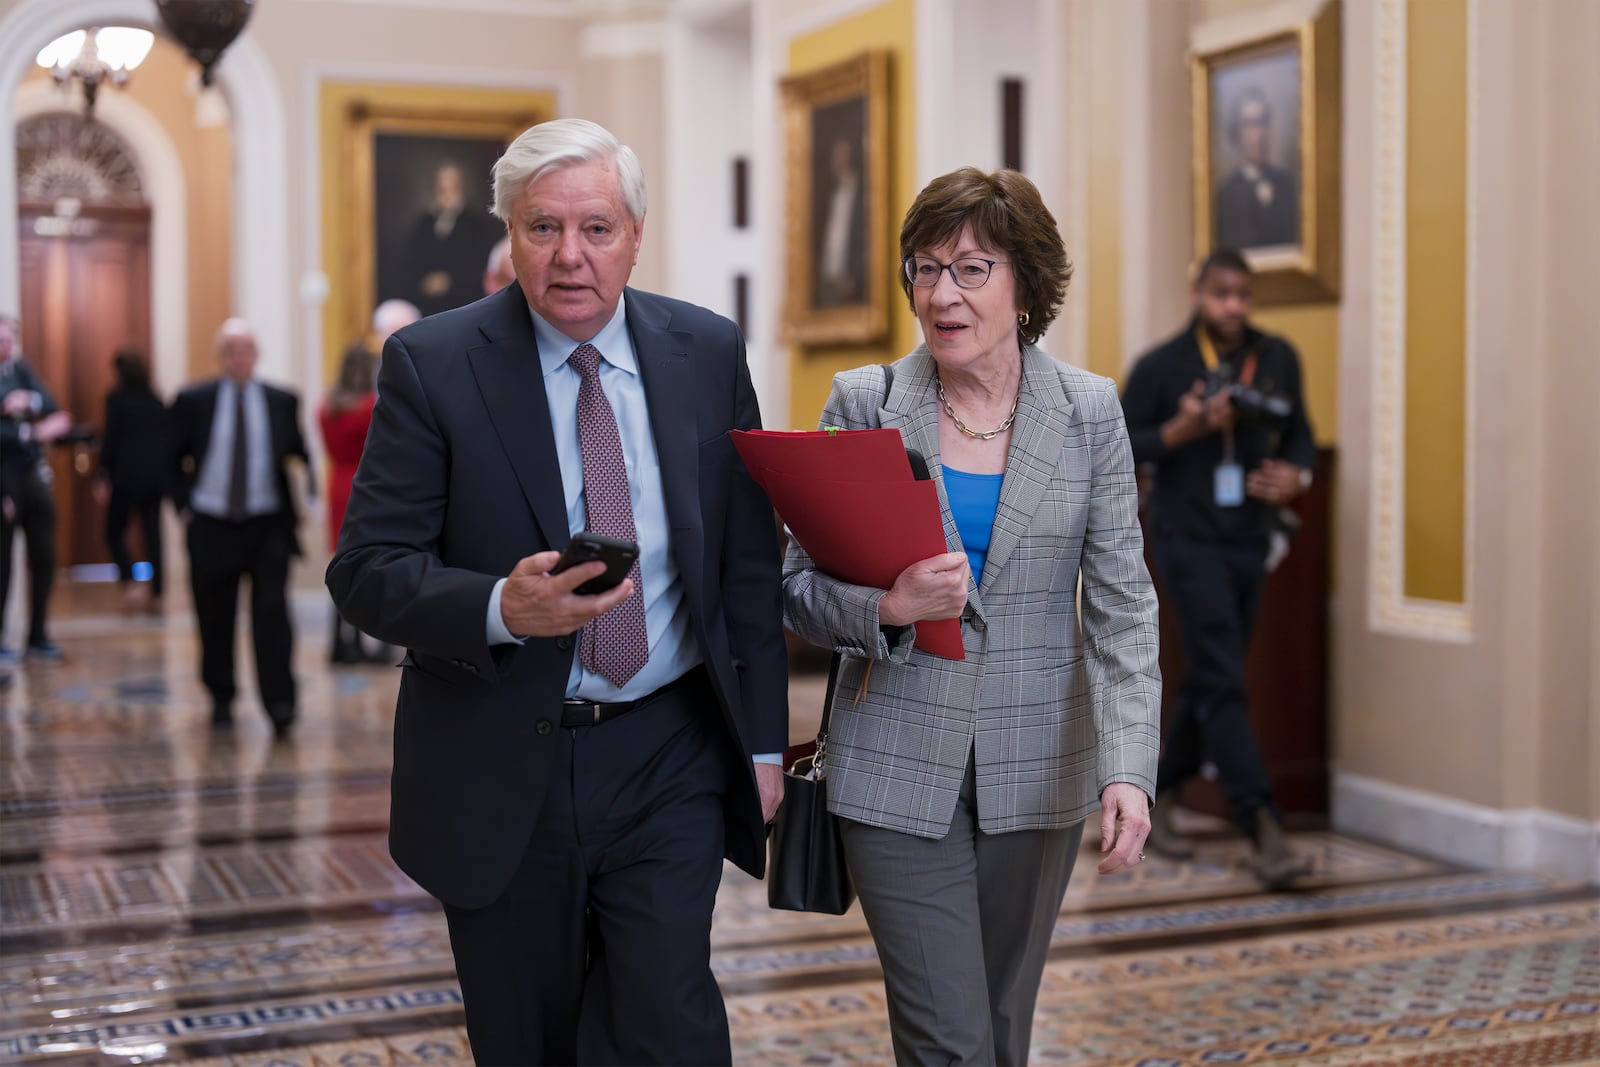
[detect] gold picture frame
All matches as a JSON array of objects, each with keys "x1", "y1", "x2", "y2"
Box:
[
  {"x1": 319, "y1": 83, "x2": 552, "y2": 372},
  {"x1": 779, "y1": 51, "x2": 891, "y2": 345},
  {"x1": 1191, "y1": 0, "x2": 1340, "y2": 303}
]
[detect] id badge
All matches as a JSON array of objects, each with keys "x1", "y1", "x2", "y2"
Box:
[{"x1": 1214, "y1": 463, "x2": 1244, "y2": 507}]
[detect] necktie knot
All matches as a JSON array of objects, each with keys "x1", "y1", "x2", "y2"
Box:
[{"x1": 569, "y1": 343, "x2": 602, "y2": 379}]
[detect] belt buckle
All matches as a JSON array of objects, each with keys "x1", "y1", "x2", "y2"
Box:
[{"x1": 564, "y1": 699, "x2": 603, "y2": 725}]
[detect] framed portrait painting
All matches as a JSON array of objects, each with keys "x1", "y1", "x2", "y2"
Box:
[
  {"x1": 320, "y1": 84, "x2": 551, "y2": 367},
  {"x1": 1192, "y1": 0, "x2": 1340, "y2": 303},
  {"x1": 779, "y1": 51, "x2": 891, "y2": 345}
]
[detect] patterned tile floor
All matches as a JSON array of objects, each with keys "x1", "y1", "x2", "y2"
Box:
[{"x1": 2, "y1": 584, "x2": 1596, "y2": 1064}]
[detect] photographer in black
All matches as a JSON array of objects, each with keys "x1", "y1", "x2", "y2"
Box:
[{"x1": 1120, "y1": 249, "x2": 1315, "y2": 890}]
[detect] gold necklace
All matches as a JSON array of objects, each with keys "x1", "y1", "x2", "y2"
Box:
[{"x1": 936, "y1": 375, "x2": 1019, "y2": 440}]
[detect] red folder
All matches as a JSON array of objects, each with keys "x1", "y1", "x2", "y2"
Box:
[{"x1": 732, "y1": 428, "x2": 964, "y2": 659}]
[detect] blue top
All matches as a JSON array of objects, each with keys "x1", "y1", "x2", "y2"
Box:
[{"x1": 943, "y1": 467, "x2": 1004, "y2": 584}]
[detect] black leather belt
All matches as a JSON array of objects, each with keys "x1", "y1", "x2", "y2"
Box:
[{"x1": 560, "y1": 666, "x2": 706, "y2": 727}]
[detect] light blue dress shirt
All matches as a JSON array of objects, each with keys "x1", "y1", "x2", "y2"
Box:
[
  {"x1": 486, "y1": 296, "x2": 700, "y2": 702},
  {"x1": 191, "y1": 378, "x2": 281, "y2": 518}
]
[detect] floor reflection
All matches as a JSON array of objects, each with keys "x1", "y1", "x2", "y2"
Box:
[{"x1": 1, "y1": 584, "x2": 1595, "y2": 1065}]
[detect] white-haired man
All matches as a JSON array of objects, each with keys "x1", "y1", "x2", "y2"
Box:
[
  {"x1": 482, "y1": 235, "x2": 515, "y2": 296},
  {"x1": 329, "y1": 118, "x2": 788, "y2": 1064},
  {"x1": 170, "y1": 319, "x2": 313, "y2": 738}
]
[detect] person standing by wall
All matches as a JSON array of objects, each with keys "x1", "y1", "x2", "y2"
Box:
[
  {"x1": 0, "y1": 313, "x2": 72, "y2": 663},
  {"x1": 1120, "y1": 249, "x2": 1315, "y2": 890}
]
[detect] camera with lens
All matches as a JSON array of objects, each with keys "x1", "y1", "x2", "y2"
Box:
[{"x1": 1205, "y1": 370, "x2": 1292, "y2": 421}]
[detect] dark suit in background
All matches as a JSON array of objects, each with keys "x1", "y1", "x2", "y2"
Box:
[
  {"x1": 101, "y1": 383, "x2": 171, "y2": 600},
  {"x1": 0, "y1": 346, "x2": 61, "y2": 655},
  {"x1": 170, "y1": 352, "x2": 311, "y2": 734}
]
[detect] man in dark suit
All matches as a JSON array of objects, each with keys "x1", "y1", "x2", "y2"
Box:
[
  {"x1": 170, "y1": 319, "x2": 312, "y2": 738},
  {"x1": 0, "y1": 313, "x2": 72, "y2": 662},
  {"x1": 327, "y1": 118, "x2": 788, "y2": 1065},
  {"x1": 1214, "y1": 87, "x2": 1299, "y2": 250}
]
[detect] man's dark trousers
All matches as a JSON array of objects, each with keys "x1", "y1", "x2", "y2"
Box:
[
  {"x1": 440, "y1": 669, "x2": 733, "y2": 1065},
  {"x1": 0, "y1": 464, "x2": 55, "y2": 647},
  {"x1": 1152, "y1": 533, "x2": 1279, "y2": 837},
  {"x1": 186, "y1": 513, "x2": 295, "y2": 712}
]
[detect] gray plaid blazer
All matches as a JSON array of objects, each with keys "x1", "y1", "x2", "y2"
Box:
[{"x1": 782, "y1": 345, "x2": 1162, "y2": 838}]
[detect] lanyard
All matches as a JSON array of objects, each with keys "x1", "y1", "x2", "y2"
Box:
[
  {"x1": 1196, "y1": 327, "x2": 1260, "y2": 464},
  {"x1": 1196, "y1": 326, "x2": 1259, "y2": 384}
]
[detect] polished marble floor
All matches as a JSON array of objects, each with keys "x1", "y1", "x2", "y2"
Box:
[{"x1": 1, "y1": 583, "x2": 1596, "y2": 1065}]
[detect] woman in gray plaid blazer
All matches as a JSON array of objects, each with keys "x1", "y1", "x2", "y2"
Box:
[{"x1": 783, "y1": 169, "x2": 1163, "y2": 1066}]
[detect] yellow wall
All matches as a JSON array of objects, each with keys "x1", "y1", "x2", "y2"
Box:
[
  {"x1": 1085, "y1": 0, "x2": 1123, "y2": 383},
  {"x1": 1255, "y1": 304, "x2": 1338, "y2": 446},
  {"x1": 785, "y1": 0, "x2": 918, "y2": 431},
  {"x1": 1402, "y1": 0, "x2": 1468, "y2": 602}
]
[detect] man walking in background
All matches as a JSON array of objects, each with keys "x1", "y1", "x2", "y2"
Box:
[{"x1": 170, "y1": 319, "x2": 313, "y2": 738}]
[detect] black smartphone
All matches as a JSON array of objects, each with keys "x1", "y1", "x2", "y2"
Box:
[{"x1": 552, "y1": 532, "x2": 639, "y2": 595}]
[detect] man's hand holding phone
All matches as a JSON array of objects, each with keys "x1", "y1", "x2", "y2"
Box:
[{"x1": 500, "y1": 535, "x2": 637, "y2": 638}]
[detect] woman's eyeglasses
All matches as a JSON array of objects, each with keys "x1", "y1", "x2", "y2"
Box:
[{"x1": 903, "y1": 256, "x2": 1010, "y2": 289}]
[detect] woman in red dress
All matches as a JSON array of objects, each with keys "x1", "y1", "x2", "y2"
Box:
[{"x1": 319, "y1": 300, "x2": 418, "y2": 662}]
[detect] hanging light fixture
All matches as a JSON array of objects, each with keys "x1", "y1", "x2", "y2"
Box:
[
  {"x1": 36, "y1": 27, "x2": 155, "y2": 117},
  {"x1": 155, "y1": 0, "x2": 256, "y2": 88}
]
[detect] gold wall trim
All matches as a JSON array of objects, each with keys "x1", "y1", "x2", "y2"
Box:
[
  {"x1": 317, "y1": 81, "x2": 552, "y2": 382},
  {"x1": 1367, "y1": 0, "x2": 1474, "y2": 642}
]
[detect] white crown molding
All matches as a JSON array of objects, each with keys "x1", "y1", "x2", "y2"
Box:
[
  {"x1": 1334, "y1": 771, "x2": 1600, "y2": 886},
  {"x1": 1366, "y1": 0, "x2": 1474, "y2": 643},
  {"x1": 1190, "y1": 0, "x2": 1330, "y2": 54},
  {"x1": 304, "y1": 60, "x2": 576, "y2": 95},
  {"x1": 293, "y1": 0, "x2": 661, "y2": 16},
  {"x1": 780, "y1": 0, "x2": 897, "y2": 42},
  {"x1": 581, "y1": 20, "x2": 667, "y2": 58}
]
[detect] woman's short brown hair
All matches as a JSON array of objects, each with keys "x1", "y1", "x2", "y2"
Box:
[{"x1": 898, "y1": 167, "x2": 1072, "y2": 347}]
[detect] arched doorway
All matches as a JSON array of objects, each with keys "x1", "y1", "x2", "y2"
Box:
[{"x1": 15, "y1": 112, "x2": 151, "y2": 569}]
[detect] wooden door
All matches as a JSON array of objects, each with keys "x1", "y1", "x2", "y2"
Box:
[{"x1": 17, "y1": 204, "x2": 152, "y2": 569}]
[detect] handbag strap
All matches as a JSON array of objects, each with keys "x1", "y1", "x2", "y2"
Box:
[{"x1": 819, "y1": 361, "x2": 897, "y2": 743}]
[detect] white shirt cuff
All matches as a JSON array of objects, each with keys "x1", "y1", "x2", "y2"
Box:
[
  {"x1": 752, "y1": 752, "x2": 782, "y2": 765},
  {"x1": 486, "y1": 579, "x2": 526, "y2": 646}
]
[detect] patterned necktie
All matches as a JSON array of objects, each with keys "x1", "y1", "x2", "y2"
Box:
[
  {"x1": 226, "y1": 384, "x2": 249, "y2": 520},
  {"x1": 568, "y1": 343, "x2": 649, "y2": 687}
]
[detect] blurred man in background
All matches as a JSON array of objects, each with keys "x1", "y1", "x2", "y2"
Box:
[
  {"x1": 0, "y1": 313, "x2": 72, "y2": 663},
  {"x1": 170, "y1": 319, "x2": 314, "y2": 738},
  {"x1": 1120, "y1": 249, "x2": 1315, "y2": 890}
]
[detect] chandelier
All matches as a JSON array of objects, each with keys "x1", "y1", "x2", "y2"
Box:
[
  {"x1": 35, "y1": 28, "x2": 155, "y2": 117},
  {"x1": 155, "y1": 0, "x2": 257, "y2": 88}
]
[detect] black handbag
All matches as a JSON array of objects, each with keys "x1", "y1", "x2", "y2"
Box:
[{"x1": 767, "y1": 653, "x2": 855, "y2": 914}]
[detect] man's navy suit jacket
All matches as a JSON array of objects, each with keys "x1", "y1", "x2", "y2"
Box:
[{"x1": 327, "y1": 283, "x2": 789, "y2": 909}]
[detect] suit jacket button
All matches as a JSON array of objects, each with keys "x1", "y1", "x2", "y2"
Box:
[
  {"x1": 556, "y1": 635, "x2": 573, "y2": 650},
  {"x1": 536, "y1": 720, "x2": 553, "y2": 736}
]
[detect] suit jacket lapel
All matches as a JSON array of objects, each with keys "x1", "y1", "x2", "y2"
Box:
[
  {"x1": 880, "y1": 348, "x2": 978, "y2": 612},
  {"x1": 626, "y1": 289, "x2": 705, "y2": 605},
  {"x1": 465, "y1": 285, "x2": 570, "y2": 550},
  {"x1": 196, "y1": 382, "x2": 219, "y2": 460},
  {"x1": 980, "y1": 345, "x2": 1074, "y2": 595}
]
